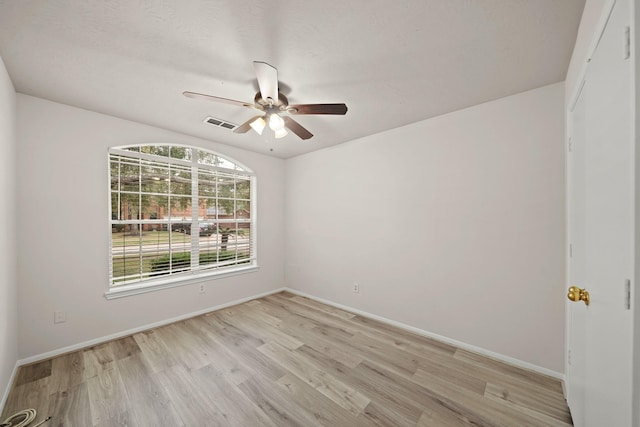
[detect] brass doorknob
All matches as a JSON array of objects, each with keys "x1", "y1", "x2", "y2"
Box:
[{"x1": 568, "y1": 286, "x2": 590, "y2": 306}]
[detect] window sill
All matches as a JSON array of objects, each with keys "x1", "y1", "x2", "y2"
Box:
[{"x1": 104, "y1": 265, "x2": 259, "y2": 300}]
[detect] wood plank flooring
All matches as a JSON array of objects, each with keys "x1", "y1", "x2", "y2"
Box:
[{"x1": 2, "y1": 292, "x2": 573, "y2": 426}]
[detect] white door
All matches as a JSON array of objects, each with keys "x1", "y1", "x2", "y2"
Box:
[{"x1": 566, "y1": 0, "x2": 634, "y2": 425}]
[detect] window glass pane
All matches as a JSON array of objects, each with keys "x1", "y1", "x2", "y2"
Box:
[
  {"x1": 170, "y1": 228, "x2": 190, "y2": 244},
  {"x1": 120, "y1": 160, "x2": 140, "y2": 192},
  {"x1": 170, "y1": 146, "x2": 192, "y2": 161},
  {"x1": 110, "y1": 160, "x2": 120, "y2": 191},
  {"x1": 197, "y1": 151, "x2": 219, "y2": 166},
  {"x1": 141, "y1": 195, "x2": 168, "y2": 219},
  {"x1": 218, "y1": 223, "x2": 251, "y2": 263},
  {"x1": 216, "y1": 157, "x2": 238, "y2": 170},
  {"x1": 198, "y1": 221, "x2": 216, "y2": 236},
  {"x1": 242, "y1": 223, "x2": 252, "y2": 243},
  {"x1": 141, "y1": 145, "x2": 170, "y2": 157},
  {"x1": 138, "y1": 224, "x2": 170, "y2": 278},
  {"x1": 120, "y1": 194, "x2": 140, "y2": 219},
  {"x1": 200, "y1": 197, "x2": 217, "y2": 218},
  {"x1": 171, "y1": 166, "x2": 192, "y2": 196},
  {"x1": 217, "y1": 199, "x2": 234, "y2": 217},
  {"x1": 141, "y1": 161, "x2": 170, "y2": 194},
  {"x1": 149, "y1": 226, "x2": 190, "y2": 276},
  {"x1": 236, "y1": 223, "x2": 251, "y2": 257},
  {"x1": 236, "y1": 178, "x2": 250, "y2": 199},
  {"x1": 216, "y1": 174, "x2": 235, "y2": 196},
  {"x1": 169, "y1": 196, "x2": 192, "y2": 220},
  {"x1": 236, "y1": 200, "x2": 250, "y2": 219},
  {"x1": 111, "y1": 194, "x2": 120, "y2": 220},
  {"x1": 199, "y1": 230, "x2": 221, "y2": 269},
  {"x1": 170, "y1": 248, "x2": 191, "y2": 273},
  {"x1": 188, "y1": 221, "x2": 216, "y2": 270},
  {"x1": 217, "y1": 223, "x2": 235, "y2": 251},
  {"x1": 111, "y1": 227, "x2": 142, "y2": 283},
  {"x1": 198, "y1": 151, "x2": 245, "y2": 171},
  {"x1": 198, "y1": 170, "x2": 217, "y2": 197}
]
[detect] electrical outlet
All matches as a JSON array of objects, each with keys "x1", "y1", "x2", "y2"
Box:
[
  {"x1": 54, "y1": 311, "x2": 67, "y2": 324},
  {"x1": 199, "y1": 284, "x2": 206, "y2": 293},
  {"x1": 353, "y1": 282, "x2": 360, "y2": 293}
]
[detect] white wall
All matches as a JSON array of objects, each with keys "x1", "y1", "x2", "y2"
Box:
[
  {"x1": 285, "y1": 83, "x2": 566, "y2": 373},
  {"x1": 13, "y1": 82, "x2": 566, "y2": 372},
  {"x1": 0, "y1": 56, "x2": 18, "y2": 404},
  {"x1": 16, "y1": 95, "x2": 285, "y2": 358}
]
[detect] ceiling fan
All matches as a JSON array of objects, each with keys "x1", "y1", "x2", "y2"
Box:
[{"x1": 183, "y1": 61, "x2": 348, "y2": 140}]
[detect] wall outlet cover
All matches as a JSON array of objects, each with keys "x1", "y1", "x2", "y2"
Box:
[{"x1": 54, "y1": 311, "x2": 67, "y2": 324}]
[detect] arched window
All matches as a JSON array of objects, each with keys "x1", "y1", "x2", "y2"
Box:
[{"x1": 107, "y1": 144, "x2": 256, "y2": 298}]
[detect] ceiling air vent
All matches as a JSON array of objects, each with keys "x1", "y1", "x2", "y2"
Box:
[{"x1": 204, "y1": 117, "x2": 237, "y2": 131}]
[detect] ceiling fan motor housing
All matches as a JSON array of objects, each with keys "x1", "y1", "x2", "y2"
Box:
[{"x1": 253, "y1": 92, "x2": 295, "y2": 113}]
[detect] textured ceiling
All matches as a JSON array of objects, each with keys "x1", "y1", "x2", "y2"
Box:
[{"x1": 0, "y1": 0, "x2": 584, "y2": 158}]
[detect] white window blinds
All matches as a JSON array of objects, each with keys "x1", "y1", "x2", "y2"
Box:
[{"x1": 108, "y1": 145, "x2": 256, "y2": 288}]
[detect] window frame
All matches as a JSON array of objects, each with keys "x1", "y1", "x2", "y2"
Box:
[{"x1": 105, "y1": 144, "x2": 258, "y2": 299}]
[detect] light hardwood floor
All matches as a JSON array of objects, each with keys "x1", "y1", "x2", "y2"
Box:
[{"x1": 2, "y1": 292, "x2": 572, "y2": 426}]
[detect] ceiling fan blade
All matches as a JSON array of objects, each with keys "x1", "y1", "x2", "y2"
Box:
[
  {"x1": 183, "y1": 91, "x2": 259, "y2": 109},
  {"x1": 234, "y1": 115, "x2": 264, "y2": 134},
  {"x1": 287, "y1": 103, "x2": 348, "y2": 115},
  {"x1": 253, "y1": 61, "x2": 279, "y2": 103},
  {"x1": 283, "y1": 116, "x2": 313, "y2": 140}
]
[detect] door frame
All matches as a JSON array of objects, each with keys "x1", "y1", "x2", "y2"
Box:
[
  {"x1": 633, "y1": 0, "x2": 640, "y2": 423},
  {"x1": 565, "y1": 0, "x2": 640, "y2": 424}
]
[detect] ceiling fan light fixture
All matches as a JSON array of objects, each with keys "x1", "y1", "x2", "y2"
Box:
[
  {"x1": 184, "y1": 61, "x2": 347, "y2": 141},
  {"x1": 274, "y1": 127, "x2": 288, "y2": 139},
  {"x1": 250, "y1": 116, "x2": 266, "y2": 135},
  {"x1": 268, "y1": 113, "x2": 285, "y2": 131}
]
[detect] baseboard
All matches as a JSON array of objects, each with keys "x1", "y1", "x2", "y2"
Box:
[
  {"x1": 17, "y1": 287, "x2": 286, "y2": 367},
  {"x1": 15, "y1": 285, "x2": 562, "y2": 381},
  {"x1": 284, "y1": 287, "x2": 564, "y2": 380},
  {"x1": 1, "y1": 361, "x2": 20, "y2": 415}
]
